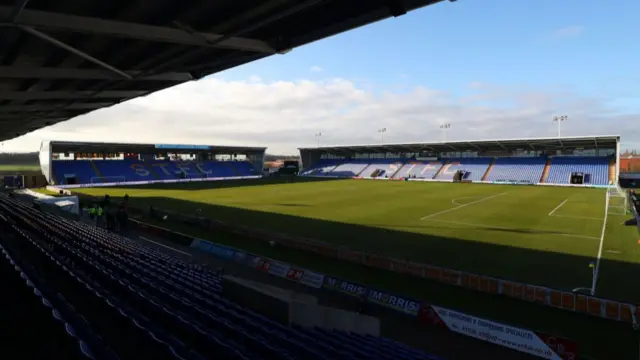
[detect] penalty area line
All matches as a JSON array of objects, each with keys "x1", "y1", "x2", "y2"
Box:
[
  {"x1": 548, "y1": 198, "x2": 568, "y2": 216},
  {"x1": 421, "y1": 192, "x2": 508, "y2": 220}
]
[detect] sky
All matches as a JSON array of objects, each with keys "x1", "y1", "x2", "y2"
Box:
[{"x1": 1, "y1": 0, "x2": 639, "y2": 154}]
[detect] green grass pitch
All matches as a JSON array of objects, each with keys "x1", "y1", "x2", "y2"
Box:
[
  {"x1": 0, "y1": 164, "x2": 41, "y2": 174},
  {"x1": 73, "y1": 178, "x2": 640, "y2": 302},
  {"x1": 71, "y1": 178, "x2": 640, "y2": 359}
]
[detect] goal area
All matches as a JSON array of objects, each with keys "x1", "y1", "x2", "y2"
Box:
[
  {"x1": 90, "y1": 176, "x2": 126, "y2": 184},
  {"x1": 607, "y1": 186, "x2": 629, "y2": 216}
]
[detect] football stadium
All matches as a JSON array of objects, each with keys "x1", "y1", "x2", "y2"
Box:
[
  {"x1": 1, "y1": 1, "x2": 640, "y2": 360},
  {"x1": 10, "y1": 134, "x2": 638, "y2": 359}
]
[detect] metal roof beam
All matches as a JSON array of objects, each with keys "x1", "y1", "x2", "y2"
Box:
[
  {"x1": 466, "y1": 142, "x2": 482, "y2": 150},
  {"x1": 0, "y1": 102, "x2": 115, "y2": 113},
  {"x1": 0, "y1": 66, "x2": 193, "y2": 81},
  {"x1": 0, "y1": 112, "x2": 78, "y2": 120},
  {"x1": 495, "y1": 141, "x2": 508, "y2": 151},
  {"x1": 0, "y1": 90, "x2": 147, "y2": 100},
  {"x1": 5, "y1": 0, "x2": 29, "y2": 22},
  {"x1": 21, "y1": 26, "x2": 132, "y2": 80},
  {"x1": 0, "y1": 7, "x2": 276, "y2": 53}
]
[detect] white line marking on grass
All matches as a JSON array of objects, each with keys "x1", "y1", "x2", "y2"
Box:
[
  {"x1": 551, "y1": 214, "x2": 602, "y2": 221},
  {"x1": 548, "y1": 198, "x2": 569, "y2": 216},
  {"x1": 590, "y1": 190, "x2": 609, "y2": 296},
  {"x1": 421, "y1": 192, "x2": 508, "y2": 220},
  {"x1": 423, "y1": 219, "x2": 599, "y2": 240},
  {"x1": 140, "y1": 236, "x2": 192, "y2": 256},
  {"x1": 451, "y1": 197, "x2": 482, "y2": 206},
  {"x1": 605, "y1": 250, "x2": 621, "y2": 254}
]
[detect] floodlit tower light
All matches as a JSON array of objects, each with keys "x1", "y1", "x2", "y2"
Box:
[
  {"x1": 440, "y1": 123, "x2": 451, "y2": 142},
  {"x1": 314, "y1": 132, "x2": 322, "y2": 147},
  {"x1": 552, "y1": 115, "x2": 568, "y2": 138},
  {"x1": 378, "y1": 128, "x2": 387, "y2": 144}
]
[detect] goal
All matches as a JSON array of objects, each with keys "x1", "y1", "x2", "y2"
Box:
[
  {"x1": 90, "y1": 176, "x2": 126, "y2": 184},
  {"x1": 607, "y1": 186, "x2": 628, "y2": 216}
]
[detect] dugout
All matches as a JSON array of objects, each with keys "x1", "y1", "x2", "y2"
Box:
[{"x1": 39, "y1": 141, "x2": 266, "y2": 185}]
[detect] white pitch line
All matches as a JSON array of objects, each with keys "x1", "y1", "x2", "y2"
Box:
[
  {"x1": 548, "y1": 198, "x2": 569, "y2": 216},
  {"x1": 139, "y1": 236, "x2": 192, "y2": 257},
  {"x1": 590, "y1": 190, "x2": 609, "y2": 296},
  {"x1": 605, "y1": 250, "x2": 621, "y2": 254},
  {"x1": 421, "y1": 192, "x2": 508, "y2": 220},
  {"x1": 423, "y1": 218, "x2": 599, "y2": 241},
  {"x1": 451, "y1": 197, "x2": 481, "y2": 206},
  {"x1": 551, "y1": 214, "x2": 602, "y2": 221}
]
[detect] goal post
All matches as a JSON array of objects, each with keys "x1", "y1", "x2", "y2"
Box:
[
  {"x1": 90, "y1": 176, "x2": 126, "y2": 184},
  {"x1": 607, "y1": 186, "x2": 628, "y2": 216}
]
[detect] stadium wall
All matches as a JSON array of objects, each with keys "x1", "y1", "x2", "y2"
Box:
[{"x1": 130, "y1": 218, "x2": 579, "y2": 360}]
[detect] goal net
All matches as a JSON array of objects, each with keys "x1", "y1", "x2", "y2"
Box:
[
  {"x1": 607, "y1": 186, "x2": 628, "y2": 216},
  {"x1": 90, "y1": 176, "x2": 126, "y2": 184}
]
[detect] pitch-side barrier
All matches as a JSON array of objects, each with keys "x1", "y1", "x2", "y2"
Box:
[{"x1": 130, "y1": 218, "x2": 579, "y2": 360}]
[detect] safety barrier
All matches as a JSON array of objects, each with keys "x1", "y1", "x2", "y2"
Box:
[
  {"x1": 131, "y1": 218, "x2": 579, "y2": 360},
  {"x1": 54, "y1": 175, "x2": 262, "y2": 189}
]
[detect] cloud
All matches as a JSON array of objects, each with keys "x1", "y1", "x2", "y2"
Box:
[
  {"x1": 1, "y1": 76, "x2": 637, "y2": 154},
  {"x1": 309, "y1": 66, "x2": 324, "y2": 73},
  {"x1": 550, "y1": 25, "x2": 584, "y2": 39}
]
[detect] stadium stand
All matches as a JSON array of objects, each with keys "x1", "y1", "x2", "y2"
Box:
[
  {"x1": 485, "y1": 157, "x2": 547, "y2": 184},
  {"x1": 298, "y1": 160, "x2": 342, "y2": 176},
  {"x1": 52, "y1": 160, "x2": 260, "y2": 184},
  {"x1": 359, "y1": 160, "x2": 406, "y2": 178},
  {"x1": 393, "y1": 161, "x2": 444, "y2": 179},
  {"x1": 300, "y1": 155, "x2": 614, "y2": 187},
  {"x1": 435, "y1": 158, "x2": 493, "y2": 182},
  {"x1": 53, "y1": 160, "x2": 98, "y2": 185},
  {"x1": 0, "y1": 194, "x2": 439, "y2": 360},
  {"x1": 546, "y1": 156, "x2": 610, "y2": 185},
  {"x1": 330, "y1": 160, "x2": 371, "y2": 177}
]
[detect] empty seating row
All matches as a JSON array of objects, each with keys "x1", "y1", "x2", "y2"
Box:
[
  {"x1": 546, "y1": 156, "x2": 609, "y2": 185},
  {"x1": 436, "y1": 158, "x2": 493, "y2": 182},
  {"x1": 393, "y1": 161, "x2": 443, "y2": 179},
  {"x1": 0, "y1": 195, "x2": 439, "y2": 360},
  {"x1": 486, "y1": 157, "x2": 547, "y2": 184},
  {"x1": 302, "y1": 156, "x2": 612, "y2": 186},
  {"x1": 52, "y1": 160, "x2": 260, "y2": 185}
]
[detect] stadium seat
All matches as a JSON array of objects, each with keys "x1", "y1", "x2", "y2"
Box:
[
  {"x1": 546, "y1": 156, "x2": 610, "y2": 185},
  {"x1": 300, "y1": 160, "x2": 342, "y2": 176},
  {"x1": 0, "y1": 194, "x2": 439, "y2": 360},
  {"x1": 52, "y1": 160, "x2": 98, "y2": 184},
  {"x1": 358, "y1": 159, "x2": 406, "y2": 178},
  {"x1": 329, "y1": 160, "x2": 370, "y2": 177},
  {"x1": 393, "y1": 161, "x2": 443, "y2": 179},
  {"x1": 485, "y1": 157, "x2": 547, "y2": 184},
  {"x1": 435, "y1": 158, "x2": 493, "y2": 181},
  {"x1": 52, "y1": 160, "x2": 260, "y2": 185}
]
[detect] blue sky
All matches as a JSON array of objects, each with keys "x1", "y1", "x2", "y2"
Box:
[
  {"x1": 3, "y1": 0, "x2": 639, "y2": 153},
  {"x1": 222, "y1": 0, "x2": 639, "y2": 101}
]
